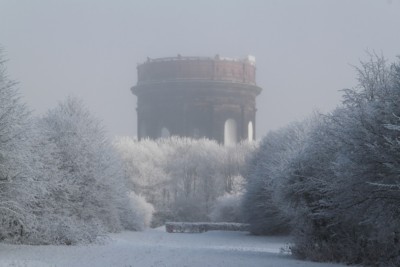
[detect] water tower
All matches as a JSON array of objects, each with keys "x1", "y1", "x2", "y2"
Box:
[{"x1": 131, "y1": 55, "x2": 262, "y2": 145}]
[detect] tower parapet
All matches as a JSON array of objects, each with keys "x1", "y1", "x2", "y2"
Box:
[{"x1": 137, "y1": 55, "x2": 257, "y2": 85}]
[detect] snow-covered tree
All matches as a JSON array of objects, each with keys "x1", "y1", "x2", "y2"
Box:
[
  {"x1": 114, "y1": 136, "x2": 256, "y2": 225},
  {"x1": 39, "y1": 97, "x2": 122, "y2": 231},
  {"x1": 238, "y1": 54, "x2": 400, "y2": 266},
  {"x1": 259, "y1": 54, "x2": 400, "y2": 266},
  {"x1": 0, "y1": 50, "x2": 39, "y2": 243},
  {"x1": 309, "y1": 54, "x2": 400, "y2": 266},
  {"x1": 113, "y1": 137, "x2": 171, "y2": 207},
  {"x1": 35, "y1": 97, "x2": 153, "y2": 243},
  {"x1": 242, "y1": 119, "x2": 315, "y2": 235}
]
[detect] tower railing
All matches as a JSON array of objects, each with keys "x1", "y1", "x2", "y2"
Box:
[{"x1": 139, "y1": 55, "x2": 255, "y2": 65}]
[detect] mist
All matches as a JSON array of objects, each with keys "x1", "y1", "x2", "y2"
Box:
[{"x1": 1, "y1": 0, "x2": 399, "y2": 138}]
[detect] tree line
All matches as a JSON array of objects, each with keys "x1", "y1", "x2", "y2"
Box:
[
  {"x1": 113, "y1": 136, "x2": 255, "y2": 226},
  {"x1": 242, "y1": 54, "x2": 400, "y2": 266}
]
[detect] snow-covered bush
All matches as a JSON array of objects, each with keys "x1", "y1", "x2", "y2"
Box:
[
  {"x1": 165, "y1": 222, "x2": 249, "y2": 233},
  {"x1": 209, "y1": 193, "x2": 243, "y2": 223},
  {"x1": 27, "y1": 215, "x2": 104, "y2": 245},
  {"x1": 242, "y1": 119, "x2": 315, "y2": 235},
  {"x1": 279, "y1": 116, "x2": 341, "y2": 260},
  {"x1": 120, "y1": 193, "x2": 154, "y2": 231}
]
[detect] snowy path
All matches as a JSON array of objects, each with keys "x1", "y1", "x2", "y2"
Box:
[{"x1": 0, "y1": 228, "x2": 350, "y2": 267}]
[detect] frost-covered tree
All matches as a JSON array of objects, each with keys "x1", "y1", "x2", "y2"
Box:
[
  {"x1": 165, "y1": 138, "x2": 224, "y2": 220},
  {"x1": 113, "y1": 137, "x2": 171, "y2": 206},
  {"x1": 39, "y1": 97, "x2": 122, "y2": 232},
  {"x1": 0, "y1": 50, "x2": 70, "y2": 244},
  {"x1": 0, "y1": 51, "x2": 153, "y2": 244},
  {"x1": 114, "y1": 136, "x2": 256, "y2": 225},
  {"x1": 276, "y1": 54, "x2": 400, "y2": 266},
  {"x1": 0, "y1": 51, "x2": 39, "y2": 242},
  {"x1": 240, "y1": 54, "x2": 400, "y2": 266},
  {"x1": 312, "y1": 55, "x2": 400, "y2": 266},
  {"x1": 277, "y1": 115, "x2": 342, "y2": 260},
  {"x1": 36, "y1": 97, "x2": 153, "y2": 243},
  {"x1": 242, "y1": 119, "x2": 315, "y2": 235}
]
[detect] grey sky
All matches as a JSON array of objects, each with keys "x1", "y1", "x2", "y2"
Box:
[{"x1": 1, "y1": 0, "x2": 399, "y2": 139}]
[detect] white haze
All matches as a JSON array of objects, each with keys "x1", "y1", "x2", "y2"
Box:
[{"x1": 1, "y1": 0, "x2": 400, "y2": 138}]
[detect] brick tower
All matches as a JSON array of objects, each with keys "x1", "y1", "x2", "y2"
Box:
[{"x1": 131, "y1": 55, "x2": 262, "y2": 145}]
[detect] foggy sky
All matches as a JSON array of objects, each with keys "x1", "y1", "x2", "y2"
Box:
[{"x1": 1, "y1": 0, "x2": 400, "y2": 139}]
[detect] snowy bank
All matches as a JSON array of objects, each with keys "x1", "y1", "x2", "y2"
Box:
[{"x1": 0, "y1": 229, "x2": 353, "y2": 267}]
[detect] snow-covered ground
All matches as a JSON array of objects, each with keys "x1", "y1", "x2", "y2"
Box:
[{"x1": 0, "y1": 228, "x2": 350, "y2": 267}]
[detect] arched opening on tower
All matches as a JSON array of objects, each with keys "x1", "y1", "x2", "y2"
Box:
[
  {"x1": 161, "y1": 127, "x2": 170, "y2": 138},
  {"x1": 248, "y1": 121, "x2": 253, "y2": 142},
  {"x1": 224, "y1": 119, "x2": 237, "y2": 146}
]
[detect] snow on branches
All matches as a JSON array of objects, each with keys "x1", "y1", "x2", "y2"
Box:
[
  {"x1": 242, "y1": 54, "x2": 400, "y2": 266},
  {"x1": 114, "y1": 137, "x2": 257, "y2": 225}
]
